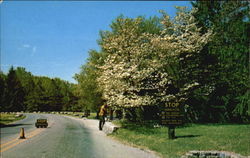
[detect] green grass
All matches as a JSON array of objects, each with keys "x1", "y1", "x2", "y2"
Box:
[
  {"x1": 87, "y1": 112, "x2": 98, "y2": 119},
  {"x1": 110, "y1": 121, "x2": 250, "y2": 158},
  {"x1": 60, "y1": 112, "x2": 98, "y2": 120},
  {"x1": 0, "y1": 113, "x2": 26, "y2": 125}
]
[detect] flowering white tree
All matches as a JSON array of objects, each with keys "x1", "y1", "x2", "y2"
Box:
[{"x1": 98, "y1": 7, "x2": 213, "y2": 108}]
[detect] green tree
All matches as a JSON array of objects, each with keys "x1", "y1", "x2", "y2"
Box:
[
  {"x1": 74, "y1": 50, "x2": 105, "y2": 113},
  {"x1": 96, "y1": 8, "x2": 212, "y2": 123},
  {"x1": 5, "y1": 67, "x2": 25, "y2": 112},
  {"x1": 1, "y1": 67, "x2": 78, "y2": 112},
  {"x1": 53, "y1": 78, "x2": 77, "y2": 111},
  {"x1": 0, "y1": 72, "x2": 7, "y2": 111},
  {"x1": 15, "y1": 67, "x2": 35, "y2": 111},
  {"x1": 25, "y1": 79, "x2": 44, "y2": 112},
  {"x1": 191, "y1": 1, "x2": 250, "y2": 122}
]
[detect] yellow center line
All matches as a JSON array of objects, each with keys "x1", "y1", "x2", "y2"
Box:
[
  {"x1": 1, "y1": 129, "x2": 39, "y2": 147},
  {"x1": 0, "y1": 128, "x2": 45, "y2": 153},
  {"x1": 0, "y1": 138, "x2": 19, "y2": 148},
  {"x1": 27, "y1": 129, "x2": 44, "y2": 139},
  {"x1": 0, "y1": 139, "x2": 26, "y2": 153}
]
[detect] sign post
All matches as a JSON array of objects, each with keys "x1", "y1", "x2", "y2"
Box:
[
  {"x1": 168, "y1": 125, "x2": 175, "y2": 139},
  {"x1": 161, "y1": 102, "x2": 183, "y2": 139}
]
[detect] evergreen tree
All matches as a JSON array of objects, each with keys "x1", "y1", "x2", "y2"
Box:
[
  {"x1": 25, "y1": 79, "x2": 43, "y2": 112},
  {"x1": 0, "y1": 72, "x2": 7, "y2": 111},
  {"x1": 15, "y1": 67, "x2": 34, "y2": 111},
  {"x1": 5, "y1": 67, "x2": 25, "y2": 112},
  {"x1": 1, "y1": 67, "x2": 78, "y2": 112},
  {"x1": 191, "y1": 1, "x2": 250, "y2": 122}
]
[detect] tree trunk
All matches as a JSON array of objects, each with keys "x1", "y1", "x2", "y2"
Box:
[{"x1": 110, "y1": 109, "x2": 114, "y2": 120}]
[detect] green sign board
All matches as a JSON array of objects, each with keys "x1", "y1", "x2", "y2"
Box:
[{"x1": 161, "y1": 102, "x2": 184, "y2": 126}]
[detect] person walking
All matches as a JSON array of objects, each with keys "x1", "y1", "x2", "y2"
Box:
[{"x1": 99, "y1": 103, "x2": 108, "y2": 130}]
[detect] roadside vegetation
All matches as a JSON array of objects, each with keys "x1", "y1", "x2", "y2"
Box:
[
  {"x1": 74, "y1": 1, "x2": 249, "y2": 124},
  {"x1": 111, "y1": 121, "x2": 250, "y2": 158},
  {"x1": 0, "y1": 1, "x2": 249, "y2": 157},
  {"x1": 0, "y1": 67, "x2": 78, "y2": 113},
  {"x1": 57, "y1": 111, "x2": 97, "y2": 120},
  {"x1": 1, "y1": 1, "x2": 249, "y2": 124},
  {"x1": 0, "y1": 113, "x2": 26, "y2": 125},
  {"x1": 73, "y1": 1, "x2": 249, "y2": 157}
]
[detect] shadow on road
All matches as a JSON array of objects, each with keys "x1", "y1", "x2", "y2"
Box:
[
  {"x1": 0, "y1": 123, "x2": 33, "y2": 128},
  {"x1": 175, "y1": 134, "x2": 201, "y2": 138}
]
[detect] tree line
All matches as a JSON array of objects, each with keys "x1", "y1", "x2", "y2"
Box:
[
  {"x1": 0, "y1": 67, "x2": 78, "y2": 112},
  {"x1": 1, "y1": 1, "x2": 248, "y2": 123},
  {"x1": 74, "y1": 1, "x2": 249, "y2": 123}
]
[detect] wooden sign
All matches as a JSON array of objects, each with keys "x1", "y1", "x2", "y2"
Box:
[{"x1": 161, "y1": 102, "x2": 183, "y2": 126}]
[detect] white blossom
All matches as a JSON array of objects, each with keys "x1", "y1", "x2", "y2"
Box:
[{"x1": 97, "y1": 8, "x2": 213, "y2": 108}]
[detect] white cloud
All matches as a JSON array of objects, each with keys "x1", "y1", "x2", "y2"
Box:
[
  {"x1": 23, "y1": 44, "x2": 31, "y2": 48},
  {"x1": 32, "y1": 46, "x2": 37, "y2": 53},
  {"x1": 19, "y1": 44, "x2": 37, "y2": 56}
]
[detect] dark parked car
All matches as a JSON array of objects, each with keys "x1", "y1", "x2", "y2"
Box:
[{"x1": 35, "y1": 119, "x2": 48, "y2": 128}]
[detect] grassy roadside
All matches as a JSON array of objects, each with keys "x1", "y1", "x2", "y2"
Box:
[
  {"x1": 0, "y1": 113, "x2": 26, "y2": 126},
  {"x1": 110, "y1": 121, "x2": 250, "y2": 158},
  {"x1": 58, "y1": 112, "x2": 97, "y2": 120},
  {"x1": 87, "y1": 112, "x2": 98, "y2": 119}
]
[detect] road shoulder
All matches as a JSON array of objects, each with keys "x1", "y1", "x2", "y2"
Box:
[{"x1": 63, "y1": 115, "x2": 160, "y2": 158}]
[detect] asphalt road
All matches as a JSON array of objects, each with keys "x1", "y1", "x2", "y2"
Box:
[{"x1": 0, "y1": 113, "x2": 159, "y2": 158}]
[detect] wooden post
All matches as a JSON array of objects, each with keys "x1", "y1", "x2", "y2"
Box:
[{"x1": 168, "y1": 125, "x2": 175, "y2": 139}]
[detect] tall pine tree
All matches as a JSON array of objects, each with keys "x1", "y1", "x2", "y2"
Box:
[
  {"x1": 0, "y1": 72, "x2": 7, "y2": 111},
  {"x1": 191, "y1": 1, "x2": 249, "y2": 122},
  {"x1": 5, "y1": 67, "x2": 25, "y2": 112}
]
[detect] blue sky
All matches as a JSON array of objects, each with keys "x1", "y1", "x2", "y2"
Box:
[{"x1": 0, "y1": 1, "x2": 192, "y2": 83}]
